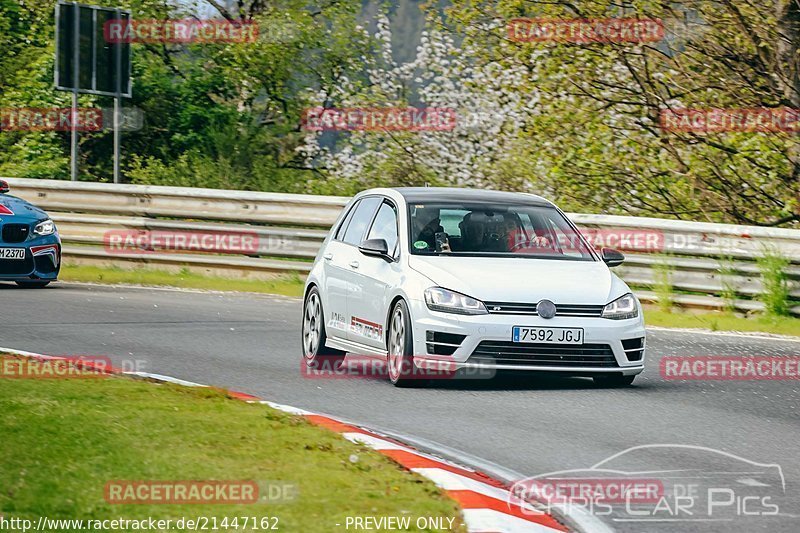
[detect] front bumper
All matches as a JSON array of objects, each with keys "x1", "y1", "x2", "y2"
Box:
[
  {"x1": 0, "y1": 236, "x2": 61, "y2": 281},
  {"x1": 408, "y1": 298, "x2": 646, "y2": 376}
]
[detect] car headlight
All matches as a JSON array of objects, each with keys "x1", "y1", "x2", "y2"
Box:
[
  {"x1": 602, "y1": 293, "x2": 639, "y2": 320},
  {"x1": 33, "y1": 219, "x2": 56, "y2": 236},
  {"x1": 424, "y1": 287, "x2": 488, "y2": 315}
]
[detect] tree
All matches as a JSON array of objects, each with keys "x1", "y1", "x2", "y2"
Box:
[
  {"x1": 0, "y1": 0, "x2": 371, "y2": 189},
  {"x1": 298, "y1": 15, "x2": 542, "y2": 194},
  {"x1": 445, "y1": 0, "x2": 800, "y2": 226}
]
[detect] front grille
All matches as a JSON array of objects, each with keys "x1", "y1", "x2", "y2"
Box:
[
  {"x1": 426, "y1": 331, "x2": 466, "y2": 356},
  {"x1": 1, "y1": 223, "x2": 30, "y2": 243},
  {"x1": 469, "y1": 341, "x2": 618, "y2": 368},
  {"x1": 0, "y1": 250, "x2": 33, "y2": 275},
  {"x1": 621, "y1": 337, "x2": 645, "y2": 362},
  {"x1": 484, "y1": 301, "x2": 604, "y2": 318}
]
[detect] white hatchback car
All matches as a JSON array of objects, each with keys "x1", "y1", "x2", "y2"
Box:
[{"x1": 302, "y1": 188, "x2": 646, "y2": 387}]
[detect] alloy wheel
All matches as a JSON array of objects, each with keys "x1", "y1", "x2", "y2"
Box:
[{"x1": 303, "y1": 292, "x2": 321, "y2": 358}]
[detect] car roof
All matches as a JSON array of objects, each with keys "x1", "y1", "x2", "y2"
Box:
[{"x1": 389, "y1": 187, "x2": 554, "y2": 207}]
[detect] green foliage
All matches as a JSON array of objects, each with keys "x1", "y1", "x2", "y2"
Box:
[
  {"x1": 446, "y1": 0, "x2": 800, "y2": 226},
  {"x1": 717, "y1": 256, "x2": 739, "y2": 313},
  {"x1": 653, "y1": 260, "x2": 674, "y2": 312},
  {"x1": 60, "y1": 264, "x2": 306, "y2": 296},
  {"x1": 757, "y1": 248, "x2": 792, "y2": 316},
  {"x1": 127, "y1": 120, "x2": 314, "y2": 193},
  {"x1": 0, "y1": 0, "x2": 372, "y2": 190},
  {"x1": 644, "y1": 308, "x2": 800, "y2": 336}
]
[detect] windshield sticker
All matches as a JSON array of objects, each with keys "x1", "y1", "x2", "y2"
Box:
[{"x1": 413, "y1": 240, "x2": 428, "y2": 250}]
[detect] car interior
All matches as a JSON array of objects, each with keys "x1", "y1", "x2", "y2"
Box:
[{"x1": 410, "y1": 205, "x2": 588, "y2": 257}]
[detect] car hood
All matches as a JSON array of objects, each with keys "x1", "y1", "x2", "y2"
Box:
[
  {"x1": 0, "y1": 194, "x2": 48, "y2": 223},
  {"x1": 408, "y1": 255, "x2": 619, "y2": 304}
]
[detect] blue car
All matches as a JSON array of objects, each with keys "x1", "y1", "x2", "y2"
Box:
[{"x1": 0, "y1": 179, "x2": 61, "y2": 288}]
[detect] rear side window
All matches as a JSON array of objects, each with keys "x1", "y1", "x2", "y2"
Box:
[
  {"x1": 343, "y1": 197, "x2": 382, "y2": 245},
  {"x1": 335, "y1": 200, "x2": 360, "y2": 241}
]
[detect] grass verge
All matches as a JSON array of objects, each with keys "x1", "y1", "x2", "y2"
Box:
[
  {"x1": 0, "y1": 355, "x2": 464, "y2": 532},
  {"x1": 644, "y1": 307, "x2": 800, "y2": 337},
  {"x1": 59, "y1": 264, "x2": 305, "y2": 297}
]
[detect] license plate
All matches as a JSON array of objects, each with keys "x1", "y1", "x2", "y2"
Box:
[
  {"x1": 512, "y1": 326, "x2": 584, "y2": 344},
  {"x1": 0, "y1": 248, "x2": 25, "y2": 260}
]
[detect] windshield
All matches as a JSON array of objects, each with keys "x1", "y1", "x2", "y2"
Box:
[{"x1": 407, "y1": 201, "x2": 596, "y2": 261}]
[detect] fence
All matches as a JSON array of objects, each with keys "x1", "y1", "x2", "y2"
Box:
[{"x1": 4, "y1": 177, "x2": 799, "y2": 315}]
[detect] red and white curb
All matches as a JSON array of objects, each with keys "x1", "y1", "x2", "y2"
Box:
[{"x1": 1, "y1": 348, "x2": 568, "y2": 533}]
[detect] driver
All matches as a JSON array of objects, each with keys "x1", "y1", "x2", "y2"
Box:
[
  {"x1": 505, "y1": 215, "x2": 551, "y2": 252},
  {"x1": 505, "y1": 216, "x2": 526, "y2": 250},
  {"x1": 412, "y1": 206, "x2": 443, "y2": 250}
]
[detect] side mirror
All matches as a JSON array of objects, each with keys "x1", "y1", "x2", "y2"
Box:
[
  {"x1": 601, "y1": 247, "x2": 625, "y2": 267},
  {"x1": 0, "y1": 180, "x2": 8, "y2": 194},
  {"x1": 358, "y1": 238, "x2": 391, "y2": 260}
]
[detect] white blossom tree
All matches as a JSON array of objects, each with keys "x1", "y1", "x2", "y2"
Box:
[{"x1": 297, "y1": 15, "x2": 544, "y2": 193}]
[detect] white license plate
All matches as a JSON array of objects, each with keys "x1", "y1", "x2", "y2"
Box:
[
  {"x1": 0, "y1": 248, "x2": 25, "y2": 260},
  {"x1": 512, "y1": 326, "x2": 584, "y2": 344}
]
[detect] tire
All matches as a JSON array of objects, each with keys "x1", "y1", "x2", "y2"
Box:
[
  {"x1": 15, "y1": 281, "x2": 50, "y2": 288},
  {"x1": 301, "y1": 287, "x2": 345, "y2": 370},
  {"x1": 593, "y1": 374, "x2": 636, "y2": 387},
  {"x1": 387, "y1": 299, "x2": 419, "y2": 387}
]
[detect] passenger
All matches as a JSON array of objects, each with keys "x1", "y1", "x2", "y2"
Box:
[{"x1": 459, "y1": 212, "x2": 485, "y2": 251}]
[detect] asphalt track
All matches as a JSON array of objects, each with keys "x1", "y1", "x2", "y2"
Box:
[{"x1": 1, "y1": 282, "x2": 799, "y2": 532}]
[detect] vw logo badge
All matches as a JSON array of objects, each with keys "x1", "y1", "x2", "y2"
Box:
[{"x1": 536, "y1": 299, "x2": 557, "y2": 319}]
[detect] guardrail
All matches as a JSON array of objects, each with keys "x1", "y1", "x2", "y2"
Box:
[{"x1": 5, "y1": 178, "x2": 800, "y2": 315}]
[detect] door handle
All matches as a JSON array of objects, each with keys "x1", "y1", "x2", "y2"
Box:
[
  {"x1": 349, "y1": 261, "x2": 360, "y2": 269},
  {"x1": 323, "y1": 253, "x2": 333, "y2": 260}
]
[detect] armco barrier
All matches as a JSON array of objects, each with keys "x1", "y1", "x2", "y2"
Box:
[
  {"x1": 4, "y1": 178, "x2": 799, "y2": 315},
  {"x1": 5, "y1": 177, "x2": 347, "y2": 226}
]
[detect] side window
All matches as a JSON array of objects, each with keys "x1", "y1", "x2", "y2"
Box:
[
  {"x1": 366, "y1": 202, "x2": 399, "y2": 254},
  {"x1": 335, "y1": 200, "x2": 360, "y2": 241},
  {"x1": 343, "y1": 197, "x2": 382, "y2": 245}
]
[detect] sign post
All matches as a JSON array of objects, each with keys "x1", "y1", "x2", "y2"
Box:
[
  {"x1": 113, "y1": 7, "x2": 122, "y2": 184},
  {"x1": 55, "y1": 2, "x2": 131, "y2": 182}
]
